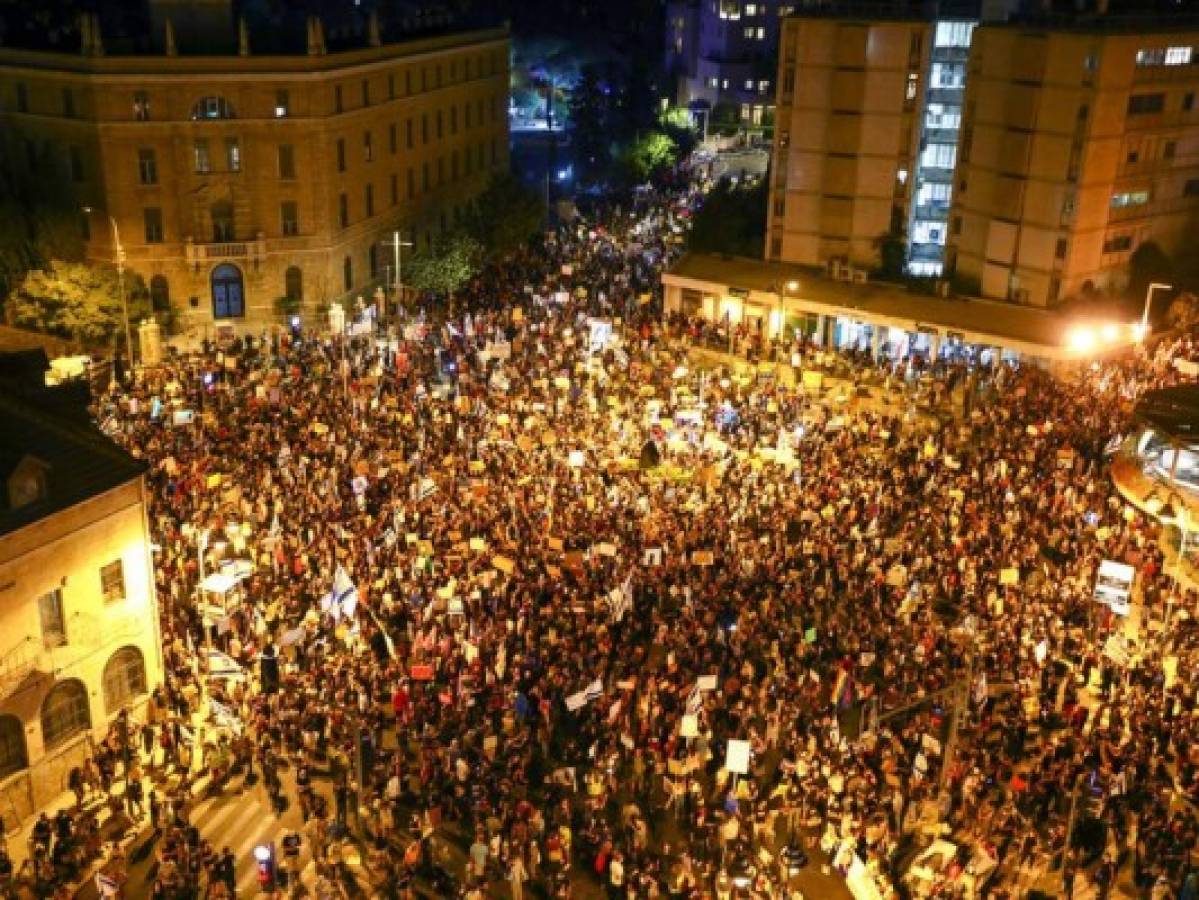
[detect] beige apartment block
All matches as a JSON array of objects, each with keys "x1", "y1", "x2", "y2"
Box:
[
  {"x1": 0, "y1": 22, "x2": 511, "y2": 330},
  {"x1": 767, "y1": 15, "x2": 932, "y2": 270},
  {"x1": 946, "y1": 26, "x2": 1199, "y2": 306},
  {"x1": 0, "y1": 385, "x2": 162, "y2": 821}
]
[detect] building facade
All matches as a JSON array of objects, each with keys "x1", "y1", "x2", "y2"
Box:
[
  {"x1": 665, "y1": 0, "x2": 790, "y2": 128},
  {"x1": 766, "y1": 14, "x2": 936, "y2": 270},
  {"x1": 0, "y1": 363, "x2": 162, "y2": 821},
  {"x1": 0, "y1": 16, "x2": 510, "y2": 330},
  {"x1": 767, "y1": 6, "x2": 1199, "y2": 307},
  {"x1": 946, "y1": 25, "x2": 1199, "y2": 306}
]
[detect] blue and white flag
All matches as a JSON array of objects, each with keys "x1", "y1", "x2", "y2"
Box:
[
  {"x1": 207, "y1": 648, "x2": 245, "y2": 680},
  {"x1": 210, "y1": 699, "x2": 243, "y2": 734},
  {"x1": 331, "y1": 565, "x2": 359, "y2": 620}
]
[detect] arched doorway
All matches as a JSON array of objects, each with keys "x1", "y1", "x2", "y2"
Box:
[
  {"x1": 102, "y1": 646, "x2": 148, "y2": 715},
  {"x1": 211, "y1": 264, "x2": 244, "y2": 319},
  {"x1": 40, "y1": 679, "x2": 91, "y2": 751},
  {"x1": 149, "y1": 275, "x2": 170, "y2": 313}
]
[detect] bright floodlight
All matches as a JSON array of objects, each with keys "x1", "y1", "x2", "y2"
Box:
[
  {"x1": 1101, "y1": 324, "x2": 1119, "y2": 342},
  {"x1": 785, "y1": 280, "x2": 799, "y2": 292},
  {"x1": 1067, "y1": 327, "x2": 1096, "y2": 354},
  {"x1": 254, "y1": 845, "x2": 271, "y2": 863}
]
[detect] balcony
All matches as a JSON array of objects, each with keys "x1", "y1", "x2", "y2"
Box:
[{"x1": 185, "y1": 234, "x2": 267, "y2": 270}]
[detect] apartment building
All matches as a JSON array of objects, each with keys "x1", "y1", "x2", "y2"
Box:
[
  {"x1": 666, "y1": 0, "x2": 792, "y2": 128},
  {"x1": 0, "y1": 354, "x2": 162, "y2": 820},
  {"x1": 0, "y1": 2, "x2": 510, "y2": 328},
  {"x1": 947, "y1": 24, "x2": 1199, "y2": 306}
]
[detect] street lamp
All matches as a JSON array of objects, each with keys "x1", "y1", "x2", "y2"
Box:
[
  {"x1": 82, "y1": 207, "x2": 133, "y2": 367},
  {"x1": 1141, "y1": 281, "x2": 1173, "y2": 333},
  {"x1": 773, "y1": 278, "x2": 799, "y2": 345}
]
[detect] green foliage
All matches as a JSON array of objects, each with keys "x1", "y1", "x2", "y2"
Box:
[
  {"x1": 464, "y1": 173, "x2": 544, "y2": 259},
  {"x1": 658, "y1": 108, "x2": 698, "y2": 161},
  {"x1": 620, "y1": 131, "x2": 679, "y2": 184},
  {"x1": 686, "y1": 179, "x2": 768, "y2": 257},
  {"x1": 406, "y1": 233, "x2": 483, "y2": 299},
  {"x1": 8, "y1": 261, "x2": 150, "y2": 348}
]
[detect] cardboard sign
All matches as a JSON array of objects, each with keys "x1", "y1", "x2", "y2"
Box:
[
  {"x1": 681, "y1": 714, "x2": 699, "y2": 738},
  {"x1": 410, "y1": 664, "x2": 434, "y2": 681},
  {"x1": 692, "y1": 550, "x2": 715, "y2": 566},
  {"x1": 492, "y1": 555, "x2": 516, "y2": 575},
  {"x1": 1000, "y1": 568, "x2": 1019, "y2": 586},
  {"x1": 696, "y1": 674, "x2": 718, "y2": 692},
  {"x1": 1095, "y1": 558, "x2": 1135, "y2": 616},
  {"x1": 725, "y1": 739, "x2": 751, "y2": 775}
]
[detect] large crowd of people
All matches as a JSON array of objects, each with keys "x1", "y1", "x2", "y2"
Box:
[{"x1": 18, "y1": 177, "x2": 1198, "y2": 900}]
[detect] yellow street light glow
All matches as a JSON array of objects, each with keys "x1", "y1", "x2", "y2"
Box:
[
  {"x1": 1101, "y1": 323, "x2": 1119, "y2": 341},
  {"x1": 785, "y1": 280, "x2": 799, "y2": 292},
  {"x1": 1067, "y1": 327, "x2": 1096, "y2": 354},
  {"x1": 1133, "y1": 323, "x2": 1150, "y2": 342}
]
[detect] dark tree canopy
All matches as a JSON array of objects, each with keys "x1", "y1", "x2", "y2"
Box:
[{"x1": 686, "y1": 179, "x2": 768, "y2": 258}]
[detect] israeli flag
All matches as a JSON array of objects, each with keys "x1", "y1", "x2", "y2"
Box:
[{"x1": 332, "y1": 565, "x2": 359, "y2": 620}]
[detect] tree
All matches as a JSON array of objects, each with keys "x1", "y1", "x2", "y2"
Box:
[
  {"x1": 687, "y1": 180, "x2": 767, "y2": 258},
  {"x1": 569, "y1": 65, "x2": 610, "y2": 183},
  {"x1": 406, "y1": 233, "x2": 483, "y2": 304},
  {"x1": 619, "y1": 131, "x2": 679, "y2": 184},
  {"x1": 1128, "y1": 241, "x2": 1174, "y2": 308},
  {"x1": 7, "y1": 261, "x2": 150, "y2": 348},
  {"x1": 464, "y1": 174, "x2": 544, "y2": 260}
]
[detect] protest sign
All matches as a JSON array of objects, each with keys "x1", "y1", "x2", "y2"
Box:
[
  {"x1": 725, "y1": 739, "x2": 751, "y2": 775},
  {"x1": 1094, "y1": 558, "x2": 1135, "y2": 616}
]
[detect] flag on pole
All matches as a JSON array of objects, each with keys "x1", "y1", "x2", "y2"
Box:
[{"x1": 330, "y1": 565, "x2": 359, "y2": 620}]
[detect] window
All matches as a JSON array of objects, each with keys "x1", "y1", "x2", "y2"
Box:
[
  {"x1": 364, "y1": 130, "x2": 373, "y2": 162},
  {"x1": 334, "y1": 85, "x2": 343, "y2": 113},
  {"x1": 194, "y1": 139, "x2": 211, "y2": 174},
  {"x1": 190, "y1": 96, "x2": 236, "y2": 120},
  {"x1": 369, "y1": 244, "x2": 380, "y2": 278},
  {"x1": 100, "y1": 560, "x2": 126, "y2": 603},
  {"x1": 1055, "y1": 238, "x2": 1068, "y2": 259},
  {"x1": 0, "y1": 717, "x2": 26, "y2": 779},
  {"x1": 343, "y1": 255, "x2": 353, "y2": 290},
  {"x1": 62, "y1": 88, "x2": 75, "y2": 118},
  {"x1": 1165, "y1": 140, "x2": 1176, "y2": 159},
  {"x1": 422, "y1": 162, "x2": 430, "y2": 190},
  {"x1": 465, "y1": 103, "x2": 472, "y2": 129},
  {"x1": 102, "y1": 647, "x2": 147, "y2": 715},
  {"x1": 437, "y1": 157, "x2": 445, "y2": 185},
  {"x1": 365, "y1": 184, "x2": 374, "y2": 217},
  {"x1": 924, "y1": 103, "x2": 960, "y2": 129},
  {"x1": 1127, "y1": 149, "x2": 1139, "y2": 164},
  {"x1": 934, "y1": 21, "x2": 975, "y2": 48},
  {"x1": 931, "y1": 62, "x2": 965, "y2": 89},
  {"x1": 746, "y1": 3, "x2": 757, "y2": 14},
  {"x1": 69, "y1": 146, "x2": 84, "y2": 182},
  {"x1": 278, "y1": 144, "x2": 296, "y2": 179},
  {"x1": 1127, "y1": 93, "x2": 1165, "y2": 115},
  {"x1": 15, "y1": 82, "x2": 27, "y2": 113},
  {"x1": 756, "y1": 28, "x2": 765, "y2": 40},
  {"x1": 41, "y1": 680, "x2": 89, "y2": 750},
  {"x1": 39, "y1": 589, "x2": 66, "y2": 649},
  {"x1": 281, "y1": 201, "x2": 298, "y2": 236},
  {"x1": 137, "y1": 148, "x2": 157, "y2": 185},
  {"x1": 906, "y1": 73, "x2": 919, "y2": 102},
  {"x1": 1184, "y1": 178, "x2": 1199, "y2": 196},
  {"x1": 406, "y1": 119, "x2": 414, "y2": 149},
  {"x1": 149, "y1": 275, "x2": 169, "y2": 311},
  {"x1": 758, "y1": 80, "x2": 769, "y2": 94},
  {"x1": 225, "y1": 138, "x2": 241, "y2": 172},
  {"x1": 211, "y1": 202, "x2": 234, "y2": 241},
  {"x1": 1110, "y1": 190, "x2": 1150, "y2": 208},
  {"x1": 361, "y1": 79, "x2": 370, "y2": 107},
  {"x1": 1167, "y1": 46, "x2": 1193, "y2": 65},
  {"x1": 338, "y1": 193, "x2": 349, "y2": 228},
  {"x1": 275, "y1": 89, "x2": 290, "y2": 118},
  {"x1": 916, "y1": 181, "x2": 952, "y2": 207},
  {"x1": 436, "y1": 110, "x2": 443, "y2": 140},
  {"x1": 1103, "y1": 235, "x2": 1133, "y2": 252},
  {"x1": 450, "y1": 106, "x2": 458, "y2": 135},
  {"x1": 285, "y1": 266, "x2": 302, "y2": 302},
  {"x1": 132, "y1": 91, "x2": 149, "y2": 121},
  {"x1": 337, "y1": 139, "x2": 346, "y2": 172},
  {"x1": 389, "y1": 123, "x2": 397, "y2": 154},
  {"x1": 921, "y1": 143, "x2": 956, "y2": 169},
  {"x1": 143, "y1": 208, "x2": 163, "y2": 243},
  {"x1": 744, "y1": 26, "x2": 755, "y2": 38},
  {"x1": 1137, "y1": 46, "x2": 1194, "y2": 67},
  {"x1": 422, "y1": 114, "x2": 429, "y2": 144},
  {"x1": 745, "y1": 79, "x2": 754, "y2": 91}
]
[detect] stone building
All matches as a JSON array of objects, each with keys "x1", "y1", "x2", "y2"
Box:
[
  {"x1": 0, "y1": 1, "x2": 511, "y2": 331},
  {"x1": 0, "y1": 352, "x2": 162, "y2": 820}
]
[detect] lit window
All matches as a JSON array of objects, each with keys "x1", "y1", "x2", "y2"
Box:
[
  {"x1": 906, "y1": 73, "x2": 919, "y2": 101},
  {"x1": 745, "y1": 3, "x2": 757, "y2": 13},
  {"x1": 275, "y1": 89, "x2": 290, "y2": 118},
  {"x1": 190, "y1": 96, "x2": 236, "y2": 120},
  {"x1": 1110, "y1": 190, "x2": 1150, "y2": 208},
  {"x1": 745, "y1": 79, "x2": 755, "y2": 90},
  {"x1": 756, "y1": 27, "x2": 765, "y2": 39},
  {"x1": 745, "y1": 26, "x2": 755, "y2": 38},
  {"x1": 722, "y1": 79, "x2": 729, "y2": 89},
  {"x1": 758, "y1": 79, "x2": 769, "y2": 93},
  {"x1": 934, "y1": 21, "x2": 975, "y2": 49},
  {"x1": 100, "y1": 560, "x2": 125, "y2": 603},
  {"x1": 1166, "y1": 46, "x2": 1193, "y2": 66}
]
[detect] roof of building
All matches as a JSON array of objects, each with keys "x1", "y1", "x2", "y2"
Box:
[
  {"x1": 1133, "y1": 384, "x2": 1199, "y2": 441},
  {"x1": 0, "y1": 353, "x2": 145, "y2": 538},
  {"x1": 664, "y1": 253, "x2": 1127, "y2": 355}
]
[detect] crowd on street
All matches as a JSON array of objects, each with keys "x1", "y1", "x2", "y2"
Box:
[{"x1": 10, "y1": 175, "x2": 1197, "y2": 900}]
